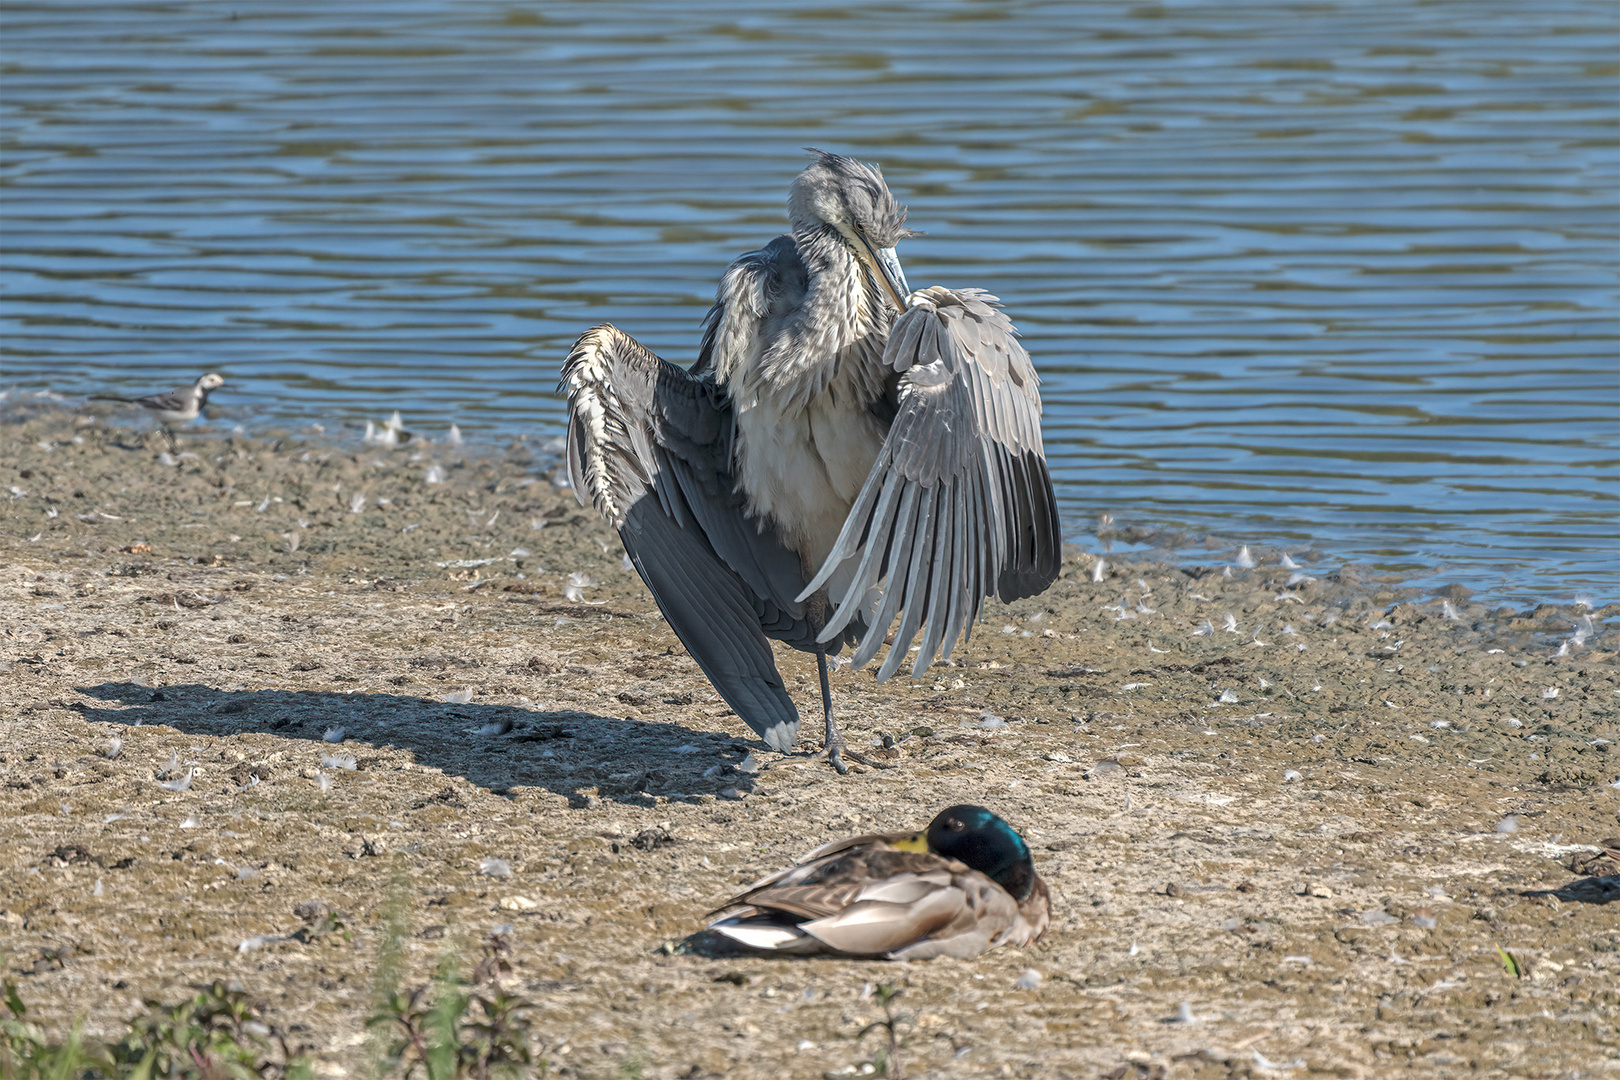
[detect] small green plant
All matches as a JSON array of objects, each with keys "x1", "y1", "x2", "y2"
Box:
[
  {"x1": 368, "y1": 932, "x2": 545, "y2": 1080},
  {"x1": 1, "y1": 978, "x2": 312, "y2": 1080},
  {"x1": 1495, "y1": 946, "x2": 1523, "y2": 979},
  {"x1": 855, "y1": 984, "x2": 909, "y2": 1080}
]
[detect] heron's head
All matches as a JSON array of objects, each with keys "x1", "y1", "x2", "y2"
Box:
[
  {"x1": 789, "y1": 150, "x2": 911, "y2": 311},
  {"x1": 196, "y1": 373, "x2": 226, "y2": 392},
  {"x1": 924, "y1": 804, "x2": 1038, "y2": 901}
]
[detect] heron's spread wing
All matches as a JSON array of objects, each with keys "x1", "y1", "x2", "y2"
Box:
[
  {"x1": 560, "y1": 325, "x2": 809, "y2": 751},
  {"x1": 801, "y1": 286, "x2": 1060, "y2": 680}
]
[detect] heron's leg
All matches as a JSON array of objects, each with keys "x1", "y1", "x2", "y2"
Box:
[
  {"x1": 800, "y1": 592, "x2": 891, "y2": 774},
  {"x1": 813, "y1": 640, "x2": 849, "y2": 775}
]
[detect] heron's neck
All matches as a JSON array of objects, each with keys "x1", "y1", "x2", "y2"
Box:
[
  {"x1": 794, "y1": 224, "x2": 872, "y2": 343},
  {"x1": 769, "y1": 223, "x2": 883, "y2": 373}
]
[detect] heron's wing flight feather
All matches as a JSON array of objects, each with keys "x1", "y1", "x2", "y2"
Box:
[
  {"x1": 560, "y1": 325, "x2": 806, "y2": 750},
  {"x1": 800, "y1": 286, "x2": 1060, "y2": 680}
]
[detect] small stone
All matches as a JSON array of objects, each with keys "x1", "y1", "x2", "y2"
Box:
[
  {"x1": 1303, "y1": 882, "x2": 1332, "y2": 899},
  {"x1": 1236, "y1": 880, "x2": 1258, "y2": 894},
  {"x1": 1166, "y1": 882, "x2": 1185, "y2": 898},
  {"x1": 498, "y1": 895, "x2": 538, "y2": 912},
  {"x1": 719, "y1": 788, "x2": 746, "y2": 801}
]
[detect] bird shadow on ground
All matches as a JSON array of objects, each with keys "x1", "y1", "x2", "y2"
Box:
[
  {"x1": 1523, "y1": 876, "x2": 1620, "y2": 905},
  {"x1": 73, "y1": 681, "x2": 758, "y2": 807}
]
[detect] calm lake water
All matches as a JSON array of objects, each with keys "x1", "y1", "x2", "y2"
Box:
[{"x1": 3, "y1": 2, "x2": 1616, "y2": 604}]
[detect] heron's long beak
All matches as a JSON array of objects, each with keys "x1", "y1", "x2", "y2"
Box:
[{"x1": 853, "y1": 232, "x2": 910, "y2": 313}]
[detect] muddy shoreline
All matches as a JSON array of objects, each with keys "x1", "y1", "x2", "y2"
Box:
[{"x1": 2, "y1": 405, "x2": 1616, "y2": 1078}]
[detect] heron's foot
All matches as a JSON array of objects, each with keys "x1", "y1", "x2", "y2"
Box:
[
  {"x1": 807, "y1": 738, "x2": 850, "y2": 775},
  {"x1": 801, "y1": 736, "x2": 894, "y2": 774}
]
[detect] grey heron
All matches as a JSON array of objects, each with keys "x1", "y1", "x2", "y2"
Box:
[{"x1": 562, "y1": 151, "x2": 1059, "y2": 772}]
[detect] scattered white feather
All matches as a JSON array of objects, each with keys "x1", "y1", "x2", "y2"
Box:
[
  {"x1": 424, "y1": 464, "x2": 445, "y2": 485},
  {"x1": 1283, "y1": 769, "x2": 1302, "y2": 782},
  {"x1": 1216, "y1": 689, "x2": 1239, "y2": 704},
  {"x1": 179, "y1": 815, "x2": 200, "y2": 829},
  {"x1": 321, "y1": 753, "x2": 358, "y2": 770},
  {"x1": 1574, "y1": 594, "x2": 1593, "y2": 609},
  {"x1": 1441, "y1": 600, "x2": 1462, "y2": 621},
  {"x1": 1194, "y1": 620, "x2": 1213, "y2": 637},
  {"x1": 979, "y1": 712, "x2": 1008, "y2": 729},
  {"x1": 1542, "y1": 687, "x2": 1559, "y2": 699},
  {"x1": 104, "y1": 738, "x2": 122, "y2": 760},
  {"x1": 1174, "y1": 1002, "x2": 1197, "y2": 1023},
  {"x1": 348, "y1": 492, "x2": 366, "y2": 514},
  {"x1": 1495, "y1": 816, "x2": 1518, "y2": 834},
  {"x1": 1015, "y1": 969, "x2": 1043, "y2": 990},
  {"x1": 480, "y1": 857, "x2": 513, "y2": 879},
  {"x1": 315, "y1": 770, "x2": 332, "y2": 792},
  {"x1": 446, "y1": 423, "x2": 464, "y2": 446},
  {"x1": 92, "y1": 879, "x2": 104, "y2": 897},
  {"x1": 1253, "y1": 1049, "x2": 1304, "y2": 1071},
  {"x1": 1286, "y1": 571, "x2": 1316, "y2": 586},
  {"x1": 477, "y1": 719, "x2": 513, "y2": 736},
  {"x1": 323, "y1": 726, "x2": 346, "y2": 743},
  {"x1": 1091, "y1": 558, "x2": 1106, "y2": 583},
  {"x1": 1236, "y1": 546, "x2": 1256, "y2": 569},
  {"x1": 737, "y1": 752, "x2": 761, "y2": 773},
  {"x1": 161, "y1": 769, "x2": 194, "y2": 792},
  {"x1": 444, "y1": 687, "x2": 473, "y2": 704},
  {"x1": 1280, "y1": 553, "x2": 1300, "y2": 569},
  {"x1": 1222, "y1": 613, "x2": 1238, "y2": 633}
]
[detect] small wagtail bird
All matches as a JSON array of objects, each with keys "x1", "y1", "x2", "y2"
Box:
[
  {"x1": 705, "y1": 804, "x2": 1050, "y2": 959},
  {"x1": 92, "y1": 373, "x2": 225, "y2": 449}
]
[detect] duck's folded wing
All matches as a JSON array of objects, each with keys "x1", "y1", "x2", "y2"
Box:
[
  {"x1": 800, "y1": 286, "x2": 1060, "y2": 680},
  {"x1": 710, "y1": 869, "x2": 966, "y2": 956},
  {"x1": 708, "y1": 833, "x2": 926, "y2": 914},
  {"x1": 560, "y1": 325, "x2": 807, "y2": 750}
]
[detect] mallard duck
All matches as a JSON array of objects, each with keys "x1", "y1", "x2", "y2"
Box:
[{"x1": 706, "y1": 805, "x2": 1050, "y2": 959}]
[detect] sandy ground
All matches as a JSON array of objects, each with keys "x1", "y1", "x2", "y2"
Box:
[{"x1": 2, "y1": 404, "x2": 1618, "y2": 1079}]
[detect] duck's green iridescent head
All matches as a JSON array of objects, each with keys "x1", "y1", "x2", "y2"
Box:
[{"x1": 925, "y1": 804, "x2": 1036, "y2": 901}]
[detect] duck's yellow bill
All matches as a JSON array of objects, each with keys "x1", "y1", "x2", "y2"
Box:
[{"x1": 891, "y1": 833, "x2": 928, "y2": 854}]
